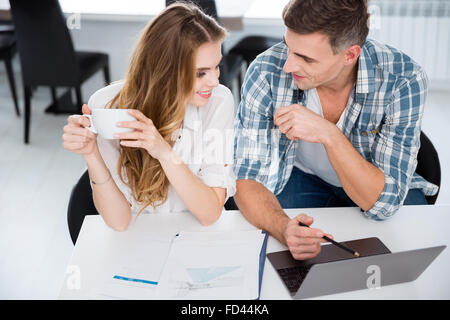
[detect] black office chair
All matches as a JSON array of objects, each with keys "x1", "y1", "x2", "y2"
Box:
[
  {"x1": 228, "y1": 35, "x2": 282, "y2": 68},
  {"x1": 9, "y1": 0, "x2": 111, "y2": 144},
  {"x1": 416, "y1": 131, "x2": 441, "y2": 204},
  {"x1": 67, "y1": 170, "x2": 99, "y2": 245},
  {"x1": 0, "y1": 30, "x2": 20, "y2": 116},
  {"x1": 165, "y1": 0, "x2": 244, "y2": 97},
  {"x1": 225, "y1": 0, "x2": 282, "y2": 68}
]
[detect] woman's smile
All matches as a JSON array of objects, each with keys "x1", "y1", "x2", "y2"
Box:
[{"x1": 197, "y1": 90, "x2": 212, "y2": 99}]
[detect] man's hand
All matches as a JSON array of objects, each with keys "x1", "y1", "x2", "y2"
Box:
[
  {"x1": 283, "y1": 213, "x2": 334, "y2": 260},
  {"x1": 274, "y1": 104, "x2": 335, "y2": 144}
]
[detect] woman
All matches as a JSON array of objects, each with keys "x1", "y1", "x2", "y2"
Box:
[{"x1": 62, "y1": 3, "x2": 236, "y2": 231}]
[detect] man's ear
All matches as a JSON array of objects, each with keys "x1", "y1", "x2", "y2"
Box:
[{"x1": 344, "y1": 45, "x2": 362, "y2": 66}]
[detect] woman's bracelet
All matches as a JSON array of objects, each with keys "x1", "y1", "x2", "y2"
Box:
[{"x1": 90, "y1": 174, "x2": 112, "y2": 186}]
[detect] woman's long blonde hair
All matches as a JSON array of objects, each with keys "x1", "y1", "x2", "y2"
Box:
[{"x1": 107, "y1": 2, "x2": 227, "y2": 214}]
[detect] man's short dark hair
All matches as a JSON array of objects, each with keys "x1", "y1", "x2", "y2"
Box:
[{"x1": 282, "y1": 0, "x2": 370, "y2": 53}]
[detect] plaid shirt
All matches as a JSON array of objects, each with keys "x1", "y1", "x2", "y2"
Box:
[{"x1": 234, "y1": 39, "x2": 439, "y2": 220}]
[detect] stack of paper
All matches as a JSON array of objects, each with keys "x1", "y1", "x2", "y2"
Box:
[{"x1": 95, "y1": 230, "x2": 267, "y2": 300}]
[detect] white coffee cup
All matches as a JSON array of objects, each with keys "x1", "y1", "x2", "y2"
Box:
[{"x1": 84, "y1": 109, "x2": 136, "y2": 139}]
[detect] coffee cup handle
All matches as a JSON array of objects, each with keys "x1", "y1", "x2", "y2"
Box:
[{"x1": 83, "y1": 114, "x2": 97, "y2": 134}]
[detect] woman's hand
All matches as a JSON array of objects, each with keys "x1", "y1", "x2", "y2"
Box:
[
  {"x1": 62, "y1": 104, "x2": 98, "y2": 156},
  {"x1": 116, "y1": 109, "x2": 172, "y2": 161}
]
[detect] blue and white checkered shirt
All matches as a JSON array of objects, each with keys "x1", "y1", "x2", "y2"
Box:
[{"x1": 234, "y1": 39, "x2": 439, "y2": 220}]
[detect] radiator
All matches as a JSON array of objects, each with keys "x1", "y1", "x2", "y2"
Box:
[{"x1": 368, "y1": 0, "x2": 450, "y2": 84}]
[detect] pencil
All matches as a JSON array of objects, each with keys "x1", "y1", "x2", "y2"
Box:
[{"x1": 298, "y1": 221, "x2": 360, "y2": 257}]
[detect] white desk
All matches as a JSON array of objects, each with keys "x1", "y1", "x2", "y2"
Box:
[{"x1": 59, "y1": 205, "x2": 450, "y2": 299}]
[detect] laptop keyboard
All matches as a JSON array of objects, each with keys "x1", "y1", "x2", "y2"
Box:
[{"x1": 277, "y1": 265, "x2": 312, "y2": 294}]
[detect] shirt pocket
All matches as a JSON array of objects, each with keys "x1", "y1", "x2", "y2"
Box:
[{"x1": 350, "y1": 125, "x2": 379, "y2": 160}]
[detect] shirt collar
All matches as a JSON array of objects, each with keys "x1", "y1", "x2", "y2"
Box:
[
  {"x1": 182, "y1": 104, "x2": 200, "y2": 130},
  {"x1": 355, "y1": 41, "x2": 376, "y2": 94},
  {"x1": 286, "y1": 71, "x2": 307, "y2": 105}
]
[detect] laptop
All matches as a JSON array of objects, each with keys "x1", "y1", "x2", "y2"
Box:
[{"x1": 267, "y1": 237, "x2": 446, "y2": 299}]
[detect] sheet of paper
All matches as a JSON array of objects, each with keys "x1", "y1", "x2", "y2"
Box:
[
  {"x1": 93, "y1": 232, "x2": 175, "y2": 299},
  {"x1": 156, "y1": 230, "x2": 266, "y2": 300}
]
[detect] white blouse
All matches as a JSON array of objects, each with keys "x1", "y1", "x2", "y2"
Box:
[{"x1": 87, "y1": 80, "x2": 236, "y2": 214}]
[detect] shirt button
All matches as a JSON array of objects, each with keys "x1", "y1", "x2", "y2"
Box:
[{"x1": 224, "y1": 164, "x2": 228, "y2": 167}]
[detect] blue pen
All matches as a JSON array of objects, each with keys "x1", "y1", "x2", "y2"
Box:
[{"x1": 113, "y1": 275, "x2": 158, "y2": 285}]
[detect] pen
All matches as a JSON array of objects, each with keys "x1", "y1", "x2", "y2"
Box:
[{"x1": 298, "y1": 221, "x2": 360, "y2": 257}]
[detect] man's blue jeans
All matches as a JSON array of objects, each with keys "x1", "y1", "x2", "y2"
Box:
[{"x1": 276, "y1": 166, "x2": 427, "y2": 209}]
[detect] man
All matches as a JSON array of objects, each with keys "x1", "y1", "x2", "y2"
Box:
[{"x1": 233, "y1": 0, "x2": 438, "y2": 260}]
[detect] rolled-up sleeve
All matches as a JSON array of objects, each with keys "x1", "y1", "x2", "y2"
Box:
[
  {"x1": 364, "y1": 70, "x2": 428, "y2": 220},
  {"x1": 234, "y1": 61, "x2": 275, "y2": 187},
  {"x1": 197, "y1": 164, "x2": 236, "y2": 202}
]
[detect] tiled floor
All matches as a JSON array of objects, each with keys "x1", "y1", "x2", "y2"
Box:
[{"x1": 0, "y1": 68, "x2": 448, "y2": 299}]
